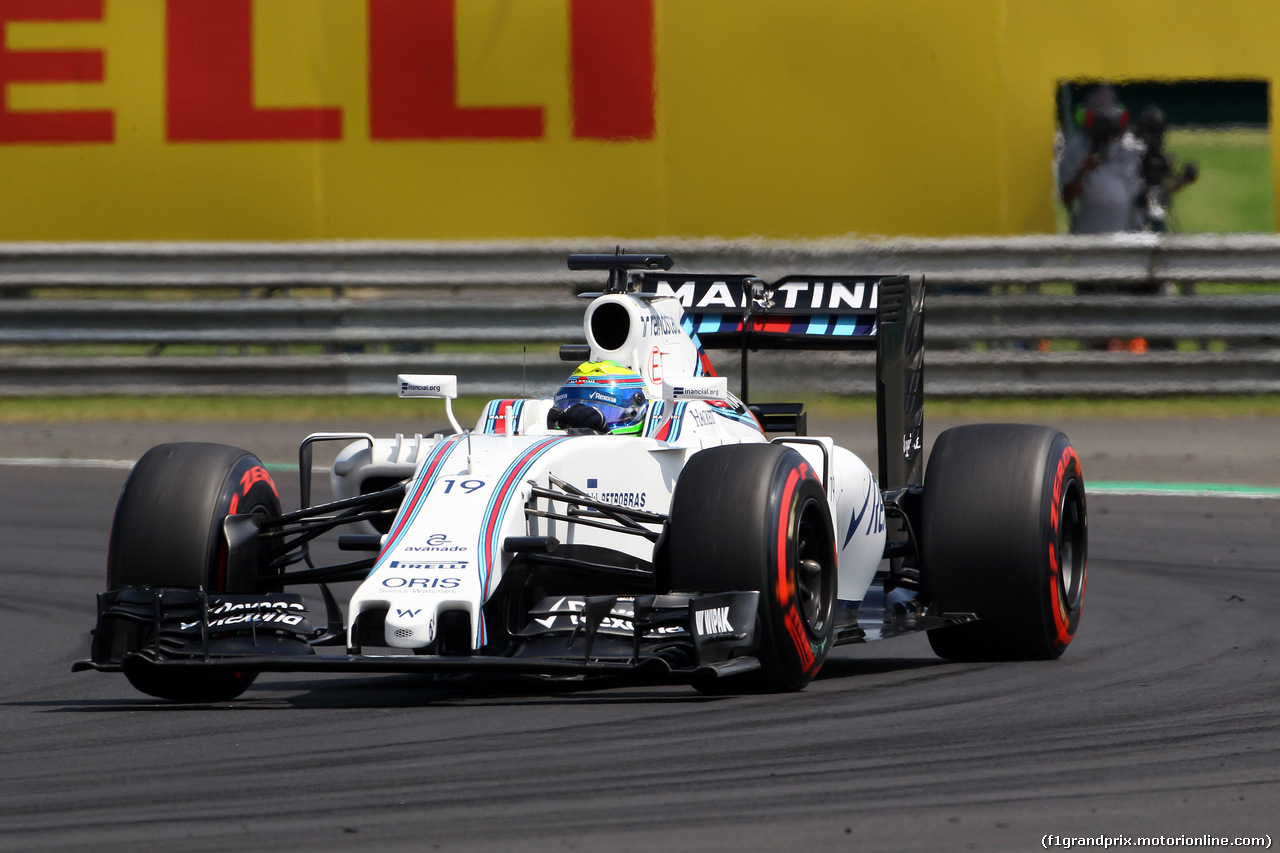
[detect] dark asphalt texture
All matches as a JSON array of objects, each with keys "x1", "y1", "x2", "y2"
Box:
[{"x1": 0, "y1": 419, "x2": 1276, "y2": 851}]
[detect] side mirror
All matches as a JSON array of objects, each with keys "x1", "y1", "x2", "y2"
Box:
[{"x1": 398, "y1": 374, "x2": 463, "y2": 434}]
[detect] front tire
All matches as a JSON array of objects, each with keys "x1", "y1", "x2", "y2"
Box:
[
  {"x1": 919, "y1": 424, "x2": 1087, "y2": 661},
  {"x1": 667, "y1": 444, "x2": 837, "y2": 692},
  {"x1": 107, "y1": 442, "x2": 282, "y2": 701}
]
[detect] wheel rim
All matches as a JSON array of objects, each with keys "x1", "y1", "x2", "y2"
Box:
[
  {"x1": 794, "y1": 497, "x2": 834, "y2": 636},
  {"x1": 1057, "y1": 479, "x2": 1087, "y2": 610}
]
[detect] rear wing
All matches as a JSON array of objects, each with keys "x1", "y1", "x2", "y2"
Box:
[
  {"x1": 568, "y1": 254, "x2": 925, "y2": 490},
  {"x1": 641, "y1": 274, "x2": 880, "y2": 350}
]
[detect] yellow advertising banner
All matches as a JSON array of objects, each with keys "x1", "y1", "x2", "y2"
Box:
[{"x1": 0, "y1": 0, "x2": 1276, "y2": 240}]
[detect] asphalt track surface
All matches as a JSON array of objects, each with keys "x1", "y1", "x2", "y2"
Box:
[{"x1": 1, "y1": 417, "x2": 1277, "y2": 852}]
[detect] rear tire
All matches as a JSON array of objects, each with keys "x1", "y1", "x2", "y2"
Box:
[
  {"x1": 668, "y1": 444, "x2": 837, "y2": 692},
  {"x1": 919, "y1": 424, "x2": 1087, "y2": 661},
  {"x1": 107, "y1": 442, "x2": 282, "y2": 701}
]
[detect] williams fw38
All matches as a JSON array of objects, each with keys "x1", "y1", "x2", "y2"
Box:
[{"x1": 76, "y1": 252, "x2": 1088, "y2": 701}]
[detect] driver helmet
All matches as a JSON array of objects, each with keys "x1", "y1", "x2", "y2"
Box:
[{"x1": 552, "y1": 361, "x2": 648, "y2": 435}]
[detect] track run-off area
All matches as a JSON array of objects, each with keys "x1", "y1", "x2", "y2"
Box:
[{"x1": 0, "y1": 416, "x2": 1276, "y2": 852}]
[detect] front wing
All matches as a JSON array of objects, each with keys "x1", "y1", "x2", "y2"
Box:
[{"x1": 74, "y1": 586, "x2": 766, "y2": 685}]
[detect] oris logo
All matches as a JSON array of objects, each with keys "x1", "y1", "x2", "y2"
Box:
[{"x1": 380, "y1": 577, "x2": 462, "y2": 591}]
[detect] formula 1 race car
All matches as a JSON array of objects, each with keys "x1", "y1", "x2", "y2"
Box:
[{"x1": 76, "y1": 252, "x2": 1088, "y2": 701}]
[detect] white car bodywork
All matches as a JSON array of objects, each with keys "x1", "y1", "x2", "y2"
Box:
[{"x1": 329, "y1": 290, "x2": 885, "y2": 651}]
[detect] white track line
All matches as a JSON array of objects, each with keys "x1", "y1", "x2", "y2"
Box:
[{"x1": 0, "y1": 457, "x2": 136, "y2": 470}]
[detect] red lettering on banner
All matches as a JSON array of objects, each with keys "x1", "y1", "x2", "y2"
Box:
[
  {"x1": 166, "y1": 0, "x2": 342, "y2": 142},
  {"x1": 368, "y1": 0, "x2": 543, "y2": 140},
  {"x1": 0, "y1": 0, "x2": 113, "y2": 143},
  {"x1": 569, "y1": 0, "x2": 654, "y2": 140},
  {"x1": 1, "y1": 0, "x2": 655, "y2": 146}
]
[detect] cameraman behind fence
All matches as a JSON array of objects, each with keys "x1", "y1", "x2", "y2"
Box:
[
  {"x1": 1058, "y1": 86, "x2": 1164, "y2": 350},
  {"x1": 1135, "y1": 105, "x2": 1199, "y2": 233},
  {"x1": 1058, "y1": 85, "x2": 1144, "y2": 234}
]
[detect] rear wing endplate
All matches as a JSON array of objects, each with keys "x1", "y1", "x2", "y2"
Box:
[{"x1": 873, "y1": 276, "x2": 924, "y2": 490}]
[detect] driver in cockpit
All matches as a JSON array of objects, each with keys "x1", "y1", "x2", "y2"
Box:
[{"x1": 547, "y1": 361, "x2": 649, "y2": 435}]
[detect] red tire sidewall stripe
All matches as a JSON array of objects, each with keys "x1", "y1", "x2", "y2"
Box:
[
  {"x1": 774, "y1": 462, "x2": 818, "y2": 674},
  {"x1": 1048, "y1": 444, "x2": 1084, "y2": 649},
  {"x1": 775, "y1": 468, "x2": 799, "y2": 608}
]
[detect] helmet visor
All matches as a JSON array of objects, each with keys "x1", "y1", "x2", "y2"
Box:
[{"x1": 553, "y1": 385, "x2": 646, "y2": 431}]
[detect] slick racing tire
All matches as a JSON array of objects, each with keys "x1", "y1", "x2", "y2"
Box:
[
  {"x1": 668, "y1": 444, "x2": 837, "y2": 692},
  {"x1": 919, "y1": 424, "x2": 1087, "y2": 662},
  {"x1": 106, "y1": 442, "x2": 282, "y2": 702}
]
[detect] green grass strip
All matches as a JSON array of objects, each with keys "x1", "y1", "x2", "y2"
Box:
[{"x1": 1090, "y1": 480, "x2": 1280, "y2": 499}]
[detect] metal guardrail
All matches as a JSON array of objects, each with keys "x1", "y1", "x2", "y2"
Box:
[
  {"x1": 8, "y1": 232, "x2": 1280, "y2": 286},
  {"x1": 3, "y1": 234, "x2": 1279, "y2": 396}
]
